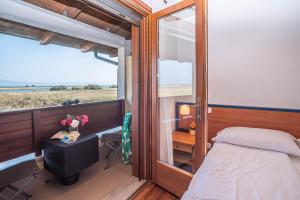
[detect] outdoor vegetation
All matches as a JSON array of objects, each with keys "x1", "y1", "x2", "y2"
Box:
[
  {"x1": 49, "y1": 84, "x2": 104, "y2": 91},
  {"x1": 0, "y1": 86, "x2": 117, "y2": 111}
]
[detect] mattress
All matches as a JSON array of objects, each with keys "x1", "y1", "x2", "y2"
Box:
[
  {"x1": 182, "y1": 143, "x2": 300, "y2": 200},
  {"x1": 290, "y1": 155, "x2": 300, "y2": 174}
]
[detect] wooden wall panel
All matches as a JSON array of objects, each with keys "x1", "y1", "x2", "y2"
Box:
[
  {"x1": 0, "y1": 100, "x2": 124, "y2": 161},
  {"x1": 35, "y1": 100, "x2": 124, "y2": 155},
  {"x1": 208, "y1": 107, "x2": 300, "y2": 143},
  {"x1": 0, "y1": 111, "x2": 33, "y2": 162},
  {"x1": 0, "y1": 112, "x2": 32, "y2": 124}
]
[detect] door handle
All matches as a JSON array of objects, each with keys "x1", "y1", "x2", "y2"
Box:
[
  {"x1": 196, "y1": 97, "x2": 201, "y2": 122},
  {"x1": 196, "y1": 104, "x2": 201, "y2": 122}
]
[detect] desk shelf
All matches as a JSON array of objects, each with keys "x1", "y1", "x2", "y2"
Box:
[{"x1": 172, "y1": 131, "x2": 195, "y2": 173}]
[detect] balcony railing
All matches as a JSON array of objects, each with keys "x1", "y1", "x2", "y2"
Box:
[{"x1": 0, "y1": 100, "x2": 125, "y2": 162}]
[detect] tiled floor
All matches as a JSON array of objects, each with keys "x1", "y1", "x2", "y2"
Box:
[{"x1": 2, "y1": 155, "x2": 144, "y2": 200}]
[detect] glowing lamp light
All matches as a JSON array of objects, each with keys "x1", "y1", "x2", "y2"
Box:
[{"x1": 180, "y1": 105, "x2": 190, "y2": 115}]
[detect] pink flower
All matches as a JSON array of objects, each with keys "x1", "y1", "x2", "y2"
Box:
[
  {"x1": 67, "y1": 118, "x2": 72, "y2": 126},
  {"x1": 61, "y1": 119, "x2": 67, "y2": 126},
  {"x1": 82, "y1": 115, "x2": 88, "y2": 120},
  {"x1": 76, "y1": 116, "x2": 81, "y2": 120},
  {"x1": 61, "y1": 114, "x2": 89, "y2": 128},
  {"x1": 81, "y1": 115, "x2": 89, "y2": 126}
]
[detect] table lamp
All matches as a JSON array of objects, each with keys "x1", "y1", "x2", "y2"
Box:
[{"x1": 180, "y1": 104, "x2": 190, "y2": 131}]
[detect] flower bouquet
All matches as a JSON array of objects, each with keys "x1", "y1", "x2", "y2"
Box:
[
  {"x1": 61, "y1": 114, "x2": 89, "y2": 132},
  {"x1": 189, "y1": 121, "x2": 196, "y2": 135},
  {"x1": 51, "y1": 114, "x2": 88, "y2": 144}
]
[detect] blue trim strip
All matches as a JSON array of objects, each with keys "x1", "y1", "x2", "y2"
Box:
[{"x1": 208, "y1": 104, "x2": 300, "y2": 113}]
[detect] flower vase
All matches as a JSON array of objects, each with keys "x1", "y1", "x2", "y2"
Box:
[{"x1": 69, "y1": 127, "x2": 78, "y2": 133}]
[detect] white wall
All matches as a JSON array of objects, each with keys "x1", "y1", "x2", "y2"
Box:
[{"x1": 208, "y1": 0, "x2": 300, "y2": 109}]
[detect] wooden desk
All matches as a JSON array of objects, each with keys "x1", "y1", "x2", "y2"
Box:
[{"x1": 172, "y1": 131, "x2": 195, "y2": 172}]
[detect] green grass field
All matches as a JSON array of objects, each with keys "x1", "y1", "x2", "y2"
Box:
[{"x1": 0, "y1": 89, "x2": 117, "y2": 111}]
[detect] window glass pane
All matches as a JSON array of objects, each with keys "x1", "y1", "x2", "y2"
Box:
[
  {"x1": 157, "y1": 6, "x2": 197, "y2": 174},
  {"x1": 158, "y1": 6, "x2": 196, "y2": 98}
]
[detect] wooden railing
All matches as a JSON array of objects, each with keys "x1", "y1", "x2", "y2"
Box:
[{"x1": 0, "y1": 100, "x2": 125, "y2": 162}]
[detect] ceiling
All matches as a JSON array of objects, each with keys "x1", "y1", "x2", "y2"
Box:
[{"x1": 0, "y1": 0, "x2": 134, "y2": 57}]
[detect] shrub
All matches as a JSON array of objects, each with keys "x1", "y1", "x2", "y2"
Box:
[
  {"x1": 71, "y1": 87, "x2": 82, "y2": 90},
  {"x1": 50, "y1": 85, "x2": 67, "y2": 91},
  {"x1": 109, "y1": 84, "x2": 118, "y2": 88},
  {"x1": 84, "y1": 84, "x2": 102, "y2": 90}
]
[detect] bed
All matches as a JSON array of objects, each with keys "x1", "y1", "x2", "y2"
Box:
[{"x1": 182, "y1": 127, "x2": 300, "y2": 200}]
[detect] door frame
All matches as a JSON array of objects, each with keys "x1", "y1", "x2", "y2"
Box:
[
  {"x1": 150, "y1": 0, "x2": 207, "y2": 196},
  {"x1": 114, "y1": 0, "x2": 152, "y2": 179}
]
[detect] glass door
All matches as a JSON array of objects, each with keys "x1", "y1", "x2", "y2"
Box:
[
  {"x1": 158, "y1": 4, "x2": 197, "y2": 173},
  {"x1": 151, "y1": 0, "x2": 206, "y2": 197}
]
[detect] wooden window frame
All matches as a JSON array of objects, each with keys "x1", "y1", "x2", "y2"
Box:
[
  {"x1": 115, "y1": 0, "x2": 152, "y2": 179},
  {"x1": 150, "y1": 0, "x2": 207, "y2": 196}
]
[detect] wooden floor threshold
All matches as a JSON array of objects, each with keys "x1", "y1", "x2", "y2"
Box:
[{"x1": 129, "y1": 181, "x2": 178, "y2": 200}]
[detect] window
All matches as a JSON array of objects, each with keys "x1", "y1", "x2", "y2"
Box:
[{"x1": 0, "y1": 33, "x2": 119, "y2": 112}]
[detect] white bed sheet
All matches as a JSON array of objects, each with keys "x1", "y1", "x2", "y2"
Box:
[
  {"x1": 182, "y1": 143, "x2": 300, "y2": 200},
  {"x1": 290, "y1": 155, "x2": 300, "y2": 175}
]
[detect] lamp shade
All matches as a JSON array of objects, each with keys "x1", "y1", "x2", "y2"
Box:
[{"x1": 180, "y1": 104, "x2": 190, "y2": 115}]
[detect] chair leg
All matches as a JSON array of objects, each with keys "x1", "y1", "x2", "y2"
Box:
[
  {"x1": 7, "y1": 185, "x2": 32, "y2": 199},
  {"x1": 105, "y1": 151, "x2": 122, "y2": 169},
  {"x1": 10, "y1": 175, "x2": 35, "y2": 200},
  {"x1": 104, "y1": 141, "x2": 122, "y2": 169},
  {"x1": 0, "y1": 193, "x2": 8, "y2": 200},
  {"x1": 105, "y1": 149, "x2": 113, "y2": 159},
  {"x1": 104, "y1": 148, "x2": 112, "y2": 169},
  {"x1": 104, "y1": 161, "x2": 110, "y2": 170},
  {"x1": 105, "y1": 154, "x2": 112, "y2": 170}
]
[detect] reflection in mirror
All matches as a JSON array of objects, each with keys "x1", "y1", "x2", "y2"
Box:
[{"x1": 157, "y1": 6, "x2": 196, "y2": 174}]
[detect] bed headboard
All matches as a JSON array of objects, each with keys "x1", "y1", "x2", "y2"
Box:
[{"x1": 208, "y1": 106, "x2": 300, "y2": 143}]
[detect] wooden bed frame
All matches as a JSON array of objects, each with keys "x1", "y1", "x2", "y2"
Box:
[{"x1": 208, "y1": 106, "x2": 300, "y2": 143}]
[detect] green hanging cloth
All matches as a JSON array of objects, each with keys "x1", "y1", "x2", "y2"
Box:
[{"x1": 122, "y1": 112, "x2": 132, "y2": 164}]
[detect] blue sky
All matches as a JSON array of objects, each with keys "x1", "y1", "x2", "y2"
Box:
[
  {"x1": 0, "y1": 33, "x2": 118, "y2": 85},
  {"x1": 0, "y1": 33, "x2": 193, "y2": 86}
]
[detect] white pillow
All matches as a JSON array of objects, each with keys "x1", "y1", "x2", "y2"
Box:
[{"x1": 212, "y1": 127, "x2": 300, "y2": 156}]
